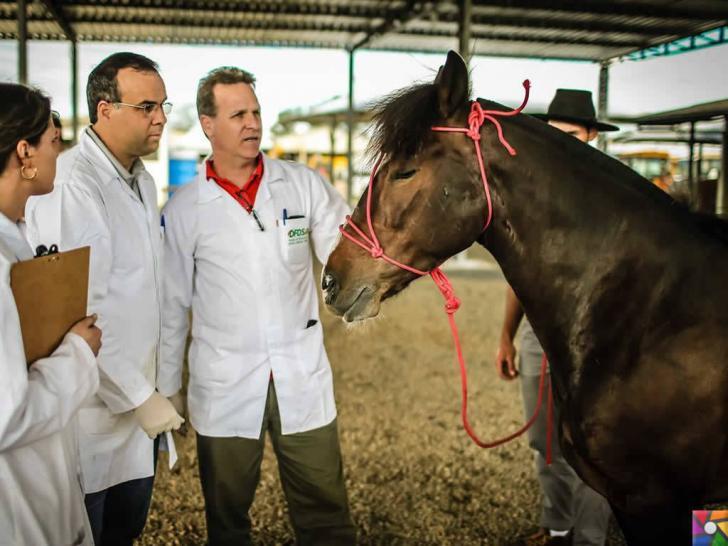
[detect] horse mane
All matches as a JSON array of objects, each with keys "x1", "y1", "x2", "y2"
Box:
[
  {"x1": 481, "y1": 97, "x2": 728, "y2": 247},
  {"x1": 368, "y1": 86, "x2": 728, "y2": 247},
  {"x1": 367, "y1": 81, "x2": 444, "y2": 161}
]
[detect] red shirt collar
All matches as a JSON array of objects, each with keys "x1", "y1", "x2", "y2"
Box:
[{"x1": 205, "y1": 154, "x2": 264, "y2": 211}]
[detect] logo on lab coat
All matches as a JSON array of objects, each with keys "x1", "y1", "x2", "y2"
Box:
[{"x1": 288, "y1": 227, "x2": 310, "y2": 245}]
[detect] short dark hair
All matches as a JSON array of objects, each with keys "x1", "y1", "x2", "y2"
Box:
[
  {"x1": 0, "y1": 83, "x2": 51, "y2": 172},
  {"x1": 51, "y1": 110, "x2": 62, "y2": 130},
  {"x1": 86, "y1": 52, "x2": 159, "y2": 124},
  {"x1": 196, "y1": 67, "x2": 256, "y2": 118}
]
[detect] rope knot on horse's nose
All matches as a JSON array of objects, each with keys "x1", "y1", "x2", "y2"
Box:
[{"x1": 370, "y1": 247, "x2": 383, "y2": 258}]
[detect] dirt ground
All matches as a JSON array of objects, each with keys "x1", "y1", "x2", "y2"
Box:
[{"x1": 140, "y1": 268, "x2": 628, "y2": 545}]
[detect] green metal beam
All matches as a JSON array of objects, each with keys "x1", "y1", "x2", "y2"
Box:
[{"x1": 624, "y1": 26, "x2": 728, "y2": 61}]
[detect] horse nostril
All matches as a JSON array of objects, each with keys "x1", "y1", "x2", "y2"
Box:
[
  {"x1": 322, "y1": 273, "x2": 336, "y2": 291},
  {"x1": 322, "y1": 273, "x2": 339, "y2": 304}
]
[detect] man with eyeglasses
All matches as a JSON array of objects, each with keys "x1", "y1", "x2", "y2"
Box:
[{"x1": 25, "y1": 52, "x2": 183, "y2": 546}]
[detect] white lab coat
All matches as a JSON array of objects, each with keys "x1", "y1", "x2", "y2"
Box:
[
  {"x1": 25, "y1": 130, "x2": 164, "y2": 493},
  {"x1": 159, "y1": 155, "x2": 349, "y2": 437},
  {"x1": 0, "y1": 213, "x2": 98, "y2": 545}
]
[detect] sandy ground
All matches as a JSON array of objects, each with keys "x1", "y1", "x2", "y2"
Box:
[{"x1": 140, "y1": 268, "x2": 630, "y2": 545}]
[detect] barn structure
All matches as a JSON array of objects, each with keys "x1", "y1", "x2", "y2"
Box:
[{"x1": 2, "y1": 0, "x2": 727, "y2": 201}]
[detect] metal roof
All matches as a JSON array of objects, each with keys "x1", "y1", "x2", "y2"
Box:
[
  {"x1": 613, "y1": 128, "x2": 723, "y2": 144},
  {"x1": 1, "y1": 0, "x2": 727, "y2": 61},
  {"x1": 626, "y1": 99, "x2": 728, "y2": 125}
]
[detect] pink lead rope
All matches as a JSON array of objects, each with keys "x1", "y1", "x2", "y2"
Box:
[{"x1": 339, "y1": 80, "x2": 553, "y2": 462}]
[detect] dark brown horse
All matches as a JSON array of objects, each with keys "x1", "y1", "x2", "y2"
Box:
[{"x1": 323, "y1": 51, "x2": 728, "y2": 544}]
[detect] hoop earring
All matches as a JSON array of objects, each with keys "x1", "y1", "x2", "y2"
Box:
[{"x1": 20, "y1": 165, "x2": 37, "y2": 180}]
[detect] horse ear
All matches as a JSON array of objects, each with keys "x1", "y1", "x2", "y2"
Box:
[{"x1": 435, "y1": 50, "x2": 469, "y2": 118}]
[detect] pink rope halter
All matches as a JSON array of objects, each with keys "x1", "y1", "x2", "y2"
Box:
[{"x1": 339, "y1": 80, "x2": 553, "y2": 458}]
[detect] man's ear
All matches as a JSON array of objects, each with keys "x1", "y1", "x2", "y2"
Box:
[
  {"x1": 97, "y1": 101, "x2": 113, "y2": 123},
  {"x1": 199, "y1": 115, "x2": 213, "y2": 141},
  {"x1": 587, "y1": 127, "x2": 599, "y2": 142},
  {"x1": 434, "y1": 50, "x2": 469, "y2": 118}
]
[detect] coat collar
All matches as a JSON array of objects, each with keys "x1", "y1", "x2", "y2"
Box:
[
  {"x1": 79, "y1": 128, "x2": 150, "y2": 191},
  {"x1": 78, "y1": 128, "x2": 120, "y2": 184}
]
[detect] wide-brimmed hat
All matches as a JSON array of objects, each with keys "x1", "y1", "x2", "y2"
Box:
[{"x1": 533, "y1": 89, "x2": 619, "y2": 132}]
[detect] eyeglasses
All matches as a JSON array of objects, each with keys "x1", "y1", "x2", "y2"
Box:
[{"x1": 113, "y1": 101, "x2": 173, "y2": 116}]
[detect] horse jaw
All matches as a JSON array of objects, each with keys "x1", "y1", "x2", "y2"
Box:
[{"x1": 341, "y1": 285, "x2": 382, "y2": 323}]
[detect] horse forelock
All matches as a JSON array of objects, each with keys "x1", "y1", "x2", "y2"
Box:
[{"x1": 368, "y1": 82, "x2": 462, "y2": 162}]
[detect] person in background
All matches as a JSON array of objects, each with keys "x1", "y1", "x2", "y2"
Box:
[
  {"x1": 24, "y1": 52, "x2": 183, "y2": 546},
  {"x1": 0, "y1": 82, "x2": 102, "y2": 545},
  {"x1": 51, "y1": 110, "x2": 66, "y2": 152},
  {"x1": 159, "y1": 66, "x2": 356, "y2": 546},
  {"x1": 496, "y1": 90, "x2": 618, "y2": 546}
]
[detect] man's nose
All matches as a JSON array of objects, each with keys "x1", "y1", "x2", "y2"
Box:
[
  {"x1": 152, "y1": 107, "x2": 167, "y2": 125},
  {"x1": 243, "y1": 113, "x2": 261, "y2": 128}
]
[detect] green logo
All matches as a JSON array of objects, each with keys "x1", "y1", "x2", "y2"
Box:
[{"x1": 288, "y1": 228, "x2": 309, "y2": 238}]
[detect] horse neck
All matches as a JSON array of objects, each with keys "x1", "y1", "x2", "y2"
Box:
[{"x1": 476, "y1": 127, "x2": 696, "y2": 394}]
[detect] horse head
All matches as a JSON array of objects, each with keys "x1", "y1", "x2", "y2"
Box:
[{"x1": 324, "y1": 51, "x2": 489, "y2": 321}]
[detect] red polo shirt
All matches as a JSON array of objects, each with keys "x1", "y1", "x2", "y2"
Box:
[{"x1": 205, "y1": 155, "x2": 264, "y2": 212}]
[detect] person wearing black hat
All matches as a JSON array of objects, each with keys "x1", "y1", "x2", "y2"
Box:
[{"x1": 494, "y1": 89, "x2": 617, "y2": 546}]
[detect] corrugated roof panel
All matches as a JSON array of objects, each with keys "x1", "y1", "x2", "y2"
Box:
[{"x1": 0, "y1": 0, "x2": 725, "y2": 61}]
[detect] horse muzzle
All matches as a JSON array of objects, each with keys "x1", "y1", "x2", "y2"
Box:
[{"x1": 322, "y1": 269, "x2": 381, "y2": 322}]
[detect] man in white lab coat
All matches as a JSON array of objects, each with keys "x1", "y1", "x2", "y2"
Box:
[
  {"x1": 159, "y1": 67, "x2": 355, "y2": 546},
  {"x1": 25, "y1": 53, "x2": 184, "y2": 546}
]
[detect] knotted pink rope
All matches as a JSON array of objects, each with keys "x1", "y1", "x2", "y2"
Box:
[{"x1": 339, "y1": 80, "x2": 553, "y2": 456}]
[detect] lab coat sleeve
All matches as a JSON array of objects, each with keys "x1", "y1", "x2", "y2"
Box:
[
  {"x1": 32, "y1": 184, "x2": 155, "y2": 413},
  {"x1": 309, "y1": 172, "x2": 351, "y2": 265},
  {"x1": 0, "y1": 263, "x2": 98, "y2": 451},
  {"x1": 158, "y1": 200, "x2": 194, "y2": 397}
]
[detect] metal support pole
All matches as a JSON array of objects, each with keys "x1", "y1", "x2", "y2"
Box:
[
  {"x1": 719, "y1": 115, "x2": 728, "y2": 216},
  {"x1": 329, "y1": 117, "x2": 336, "y2": 183},
  {"x1": 597, "y1": 61, "x2": 610, "y2": 152},
  {"x1": 697, "y1": 142, "x2": 704, "y2": 182},
  {"x1": 71, "y1": 39, "x2": 79, "y2": 144},
  {"x1": 346, "y1": 49, "x2": 355, "y2": 205},
  {"x1": 18, "y1": 0, "x2": 28, "y2": 84},
  {"x1": 458, "y1": 0, "x2": 472, "y2": 66},
  {"x1": 688, "y1": 121, "x2": 696, "y2": 204}
]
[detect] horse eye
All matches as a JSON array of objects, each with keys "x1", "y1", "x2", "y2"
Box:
[{"x1": 392, "y1": 169, "x2": 417, "y2": 180}]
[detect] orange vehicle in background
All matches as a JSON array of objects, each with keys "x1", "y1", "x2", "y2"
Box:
[{"x1": 616, "y1": 150, "x2": 678, "y2": 191}]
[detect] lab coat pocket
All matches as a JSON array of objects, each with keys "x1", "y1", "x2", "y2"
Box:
[
  {"x1": 295, "y1": 319, "x2": 326, "y2": 376},
  {"x1": 280, "y1": 217, "x2": 310, "y2": 265}
]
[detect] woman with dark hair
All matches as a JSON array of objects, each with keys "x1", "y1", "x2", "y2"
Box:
[{"x1": 0, "y1": 83, "x2": 102, "y2": 545}]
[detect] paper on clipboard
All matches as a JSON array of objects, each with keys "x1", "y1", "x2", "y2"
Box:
[
  {"x1": 10, "y1": 246, "x2": 90, "y2": 366},
  {"x1": 159, "y1": 430, "x2": 178, "y2": 470}
]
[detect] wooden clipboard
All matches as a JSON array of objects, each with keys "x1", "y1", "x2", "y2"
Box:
[{"x1": 10, "y1": 246, "x2": 90, "y2": 366}]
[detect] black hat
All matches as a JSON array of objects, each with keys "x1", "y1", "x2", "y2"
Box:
[{"x1": 534, "y1": 89, "x2": 619, "y2": 132}]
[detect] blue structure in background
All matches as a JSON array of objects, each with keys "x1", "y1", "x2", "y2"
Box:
[{"x1": 168, "y1": 153, "x2": 199, "y2": 196}]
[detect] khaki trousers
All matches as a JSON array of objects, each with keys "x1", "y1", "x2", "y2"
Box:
[{"x1": 197, "y1": 381, "x2": 355, "y2": 546}]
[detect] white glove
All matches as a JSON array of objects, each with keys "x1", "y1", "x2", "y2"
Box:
[
  {"x1": 134, "y1": 391, "x2": 185, "y2": 439},
  {"x1": 168, "y1": 391, "x2": 189, "y2": 436}
]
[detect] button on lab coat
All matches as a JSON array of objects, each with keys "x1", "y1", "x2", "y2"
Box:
[
  {"x1": 0, "y1": 214, "x2": 98, "y2": 545},
  {"x1": 25, "y1": 130, "x2": 165, "y2": 493},
  {"x1": 159, "y1": 155, "x2": 349, "y2": 438}
]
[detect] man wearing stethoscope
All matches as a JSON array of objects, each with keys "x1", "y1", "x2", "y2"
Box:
[{"x1": 159, "y1": 67, "x2": 355, "y2": 546}]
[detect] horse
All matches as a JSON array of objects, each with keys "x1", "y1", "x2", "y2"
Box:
[{"x1": 322, "y1": 50, "x2": 728, "y2": 544}]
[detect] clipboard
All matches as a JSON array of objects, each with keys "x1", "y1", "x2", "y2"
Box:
[{"x1": 10, "y1": 246, "x2": 90, "y2": 366}]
